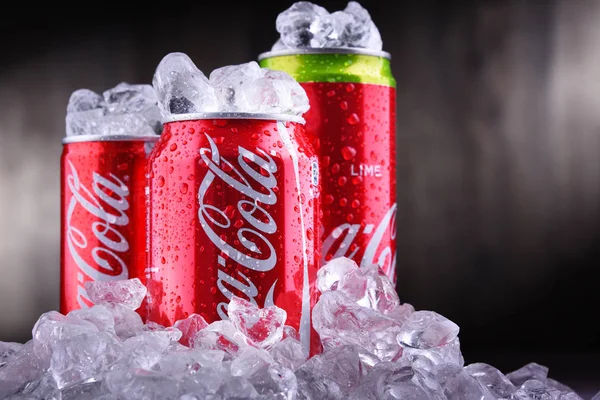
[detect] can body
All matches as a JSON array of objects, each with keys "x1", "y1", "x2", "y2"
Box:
[
  {"x1": 146, "y1": 116, "x2": 320, "y2": 353},
  {"x1": 60, "y1": 136, "x2": 156, "y2": 315},
  {"x1": 259, "y1": 51, "x2": 397, "y2": 282}
]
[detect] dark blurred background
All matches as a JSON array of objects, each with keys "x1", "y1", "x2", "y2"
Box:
[{"x1": 0, "y1": 0, "x2": 598, "y2": 396}]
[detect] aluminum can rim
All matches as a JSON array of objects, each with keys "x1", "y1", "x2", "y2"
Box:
[
  {"x1": 258, "y1": 47, "x2": 391, "y2": 61},
  {"x1": 165, "y1": 112, "x2": 306, "y2": 124},
  {"x1": 62, "y1": 134, "x2": 160, "y2": 144}
]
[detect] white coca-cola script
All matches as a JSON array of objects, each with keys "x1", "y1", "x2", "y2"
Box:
[
  {"x1": 197, "y1": 134, "x2": 279, "y2": 321},
  {"x1": 322, "y1": 204, "x2": 397, "y2": 282},
  {"x1": 65, "y1": 160, "x2": 130, "y2": 308}
]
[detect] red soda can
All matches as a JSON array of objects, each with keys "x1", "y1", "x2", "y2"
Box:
[
  {"x1": 259, "y1": 49, "x2": 397, "y2": 282},
  {"x1": 60, "y1": 134, "x2": 157, "y2": 314},
  {"x1": 146, "y1": 113, "x2": 320, "y2": 353}
]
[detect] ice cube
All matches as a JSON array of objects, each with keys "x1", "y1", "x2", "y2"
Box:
[
  {"x1": 209, "y1": 62, "x2": 264, "y2": 112},
  {"x1": 464, "y1": 362, "x2": 516, "y2": 397},
  {"x1": 283, "y1": 326, "x2": 300, "y2": 341},
  {"x1": 317, "y1": 257, "x2": 360, "y2": 293},
  {"x1": 0, "y1": 341, "x2": 22, "y2": 367},
  {"x1": 193, "y1": 320, "x2": 254, "y2": 355},
  {"x1": 60, "y1": 381, "x2": 109, "y2": 400},
  {"x1": 340, "y1": 1, "x2": 383, "y2": 50},
  {"x1": 49, "y1": 332, "x2": 121, "y2": 389},
  {"x1": 152, "y1": 52, "x2": 218, "y2": 117},
  {"x1": 104, "y1": 369, "x2": 179, "y2": 399},
  {"x1": 67, "y1": 89, "x2": 105, "y2": 114},
  {"x1": 173, "y1": 314, "x2": 209, "y2": 347},
  {"x1": 31, "y1": 311, "x2": 99, "y2": 367},
  {"x1": 228, "y1": 296, "x2": 287, "y2": 349},
  {"x1": 157, "y1": 348, "x2": 225, "y2": 377},
  {"x1": 506, "y1": 362, "x2": 550, "y2": 386},
  {"x1": 434, "y1": 363, "x2": 496, "y2": 399},
  {"x1": 511, "y1": 379, "x2": 563, "y2": 400},
  {"x1": 401, "y1": 337, "x2": 464, "y2": 367},
  {"x1": 68, "y1": 304, "x2": 116, "y2": 333},
  {"x1": 274, "y1": 1, "x2": 383, "y2": 51},
  {"x1": 216, "y1": 375, "x2": 259, "y2": 399},
  {"x1": 66, "y1": 85, "x2": 160, "y2": 137},
  {"x1": 103, "y1": 82, "x2": 162, "y2": 134},
  {"x1": 296, "y1": 372, "x2": 346, "y2": 400},
  {"x1": 230, "y1": 346, "x2": 274, "y2": 378},
  {"x1": 10, "y1": 373, "x2": 60, "y2": 399},
  {"x1": 349, "y1": 361, "x2": 445, "y2": 400},
  {"x1": 313, "y1": 290, "x2": 402, "y2": 363},
  {"x1": 248, "y1": 364, "x2": 298, "y2": 399},
  {"x1": 268, "y1": 337, "x2": 307, "y2": 371},
  {"x1": 244, "y1": 69, "x2": 309, "y2": 116},
  {"x1": 0, "y1": 341, "x2": 45, "y2": 399},
  {"x1": 103, "y1": 83, "x2": 156, "y2": 114},
  {"x1": 104, "y1": 302, "x2": 144, "y2": 339},
  {"x1": 143, "y1": 321, "x2": 183, "y2": 343},
  {"x1": 397, "y1": 310, "x2": 460, "y2": 349},
  {"x1": 296, "y1": 345, "x2": 364, "y2": 395},
  {"x1": 386, "y1": 302, "x2": 415, "y2": 325},
  {"x1": 276, "y1": 1, "x2": 335, "y2": 48},
  {"x1": 84, "y1": 277, "x2": 147, "y2": 310},
  {"x1": 177, "y1": 365, "x2": 228, "y2": 396},
  {"x1": 337, "y1": 264, "x2": 400, "y2": 314}
]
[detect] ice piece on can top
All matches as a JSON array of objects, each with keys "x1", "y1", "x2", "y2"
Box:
[
  {"x1": 65, "y1": 83, "x2": 161, "y2": 137},
  {"x1": 67, "y1": 89, "x2": 104, "y2": 114},
  {"x1": 153, "y1": 55, "x2": 309, "y2": 117},
  {"x1": 84, "y1": 278, "x2": 147, "y2": 310},
  {"x1": 103, "y1": 82, "x2": 163, "y2": 133},
  {"x1": 275, "y1": 1, "x2": 336, "y2": 48},
  {"x1": 153, "y1": 52, "x2": 218, "y2": 116},
  {"x1": 209, "y1": 61, "x2": 264, "y2": 112},
  {"x1": 244, "y1": 69, "x2": 310, "y2": 115},
  {"x1": 273, "y1": 1, "x2": 383, "y2": 51}
]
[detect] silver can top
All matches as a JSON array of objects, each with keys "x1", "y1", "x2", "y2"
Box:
[
  {"x1": 62, "y1": 134, "x2": 160, "y2": 144},
  {"x1": 164, "y1": 112, "x2": 306, "y2": 124},
  {"x1": 258, "y1": 47, "x2": 392, "y2": 61}
]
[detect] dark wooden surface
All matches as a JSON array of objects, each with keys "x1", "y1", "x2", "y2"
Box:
[{"x1": 0, "y1": 0, "x2": 598, "y2": 394}]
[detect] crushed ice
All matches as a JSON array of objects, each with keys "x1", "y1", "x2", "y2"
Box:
[
  {"x1": 272, "y1": 1, "x2": 383, "y2": 51},
  {"x1": 0, "y1": 261, "x2": 595, "y2": 399},
  {"x1": 152, "y1": 53, "x2": 309, "y2": 119},
  {"x1": 66, "y1": 83, "x2": 162, "y2": 137}
]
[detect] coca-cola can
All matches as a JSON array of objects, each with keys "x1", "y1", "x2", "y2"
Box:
[
  {"x1": 146, "y1": 113, "x2": 320, "y2": 353},
  {"x1": 60, "y1": 134, "x2": 157, "y2": 314},
  {"x1": 259, "y1": 48, "x2": 397, "y2": 282}
]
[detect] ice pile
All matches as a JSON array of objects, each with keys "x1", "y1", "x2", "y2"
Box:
[
  {"x1": 66, "y1": 83, "x2": 162, "y2": 137},
  {"x1": 272, "y1": 1, "x2": 383, "y2": 51},
  {"x1": 152, "y1": 53, "x2": 309, "y2": 119},
  {"x1": 1, "y1": 260, "x2": 596, "y2": 399}
]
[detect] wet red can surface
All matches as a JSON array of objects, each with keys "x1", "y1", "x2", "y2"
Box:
[
  {"x1": 60, "y1": 135, "x2": 156, "y2": 315},
  {"x1": 260, "y1": 50, "x2": 397, "y2": 281},
  {"x1": 146, "y1": 115, "x2": 320, "y2": 353}
]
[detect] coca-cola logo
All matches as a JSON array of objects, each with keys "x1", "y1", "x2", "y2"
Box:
[
  {"x1": 197, "y1": 134, "x2": 279, "y2": 320},
  {"x1": 322, "y1": 204, "x2": 397, "y2": 281},
  {"x1": 65, "y1": 160, "x2": 130, "y2": 308}
]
